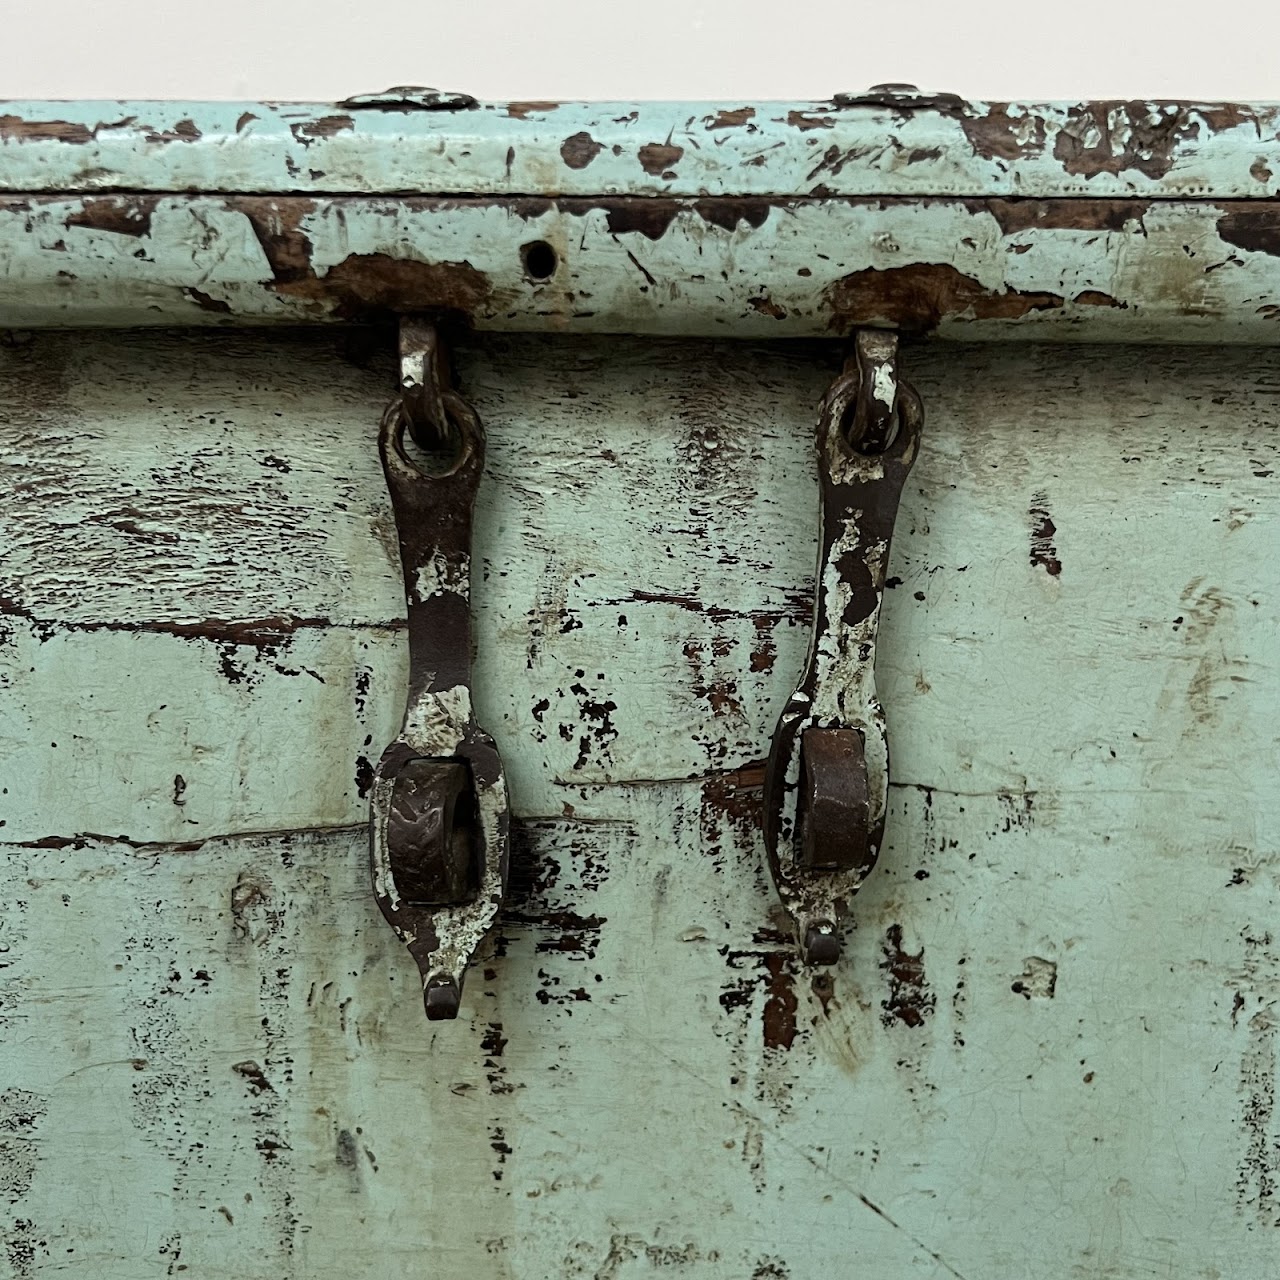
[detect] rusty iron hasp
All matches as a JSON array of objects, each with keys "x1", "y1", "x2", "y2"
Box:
[
  {"x1": 369, "y1": 321, "x2": 509, "y2": 1022},
  {"x1": 763, "y1": 330, "x2": 923, "y2": 965}
]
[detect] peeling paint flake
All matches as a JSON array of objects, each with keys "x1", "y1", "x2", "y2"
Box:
[
  {"x1": 705, "y1": 107, "x2": 756, "y2": 131},
  {"x1": 0, "y1": 114, "x2": 94, "y2": 143},
  {"x1": 289, "y1": 115, "x2": 355, "y2": 145},
  {"x1": 637, "y1": 141, "x2": 684, "y2": 178},
  {"x1": 506, "y1": 101, "x2": 561, "y2": 120},
  {"x1": 880, "y1": 924, "x2": 934, "y2": 1028},
  {"x1": 1217, "y1": 206, "x2": 1280, "y2": 257},
  {"x1": 560, "y1": 131, "x2": 603, "y2": 170},
  {"x1": 960, "y1": 103, "x2": 1047, "y2": 162},
  {"x1": 64, "y1": 197, "x2": 152, "y2": 238},
  {"x1": 785, "y1": 110, "x2": 835, "y2": 132},
  {"x1": 1053, "y1": 101, "x2": 1200, "y2": 181}
]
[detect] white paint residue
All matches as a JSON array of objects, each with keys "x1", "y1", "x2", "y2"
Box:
[
  {"x1": 413, "y1": 550, "x2": 469, "y2": 605},
  {"x1": 402, "y1": 684, "x2": 473, "y2": 755},
  {"x1": 871, "y1": 363, "x2": 896, "y2": 413},
  {"x1": 369, "y1": 735, "x2": 509, "y2": 984},
  {"x1": 370, "y1": 775, "x2": 400, "y2": 908},
  {"x1": 812, "y1": 517, "x2": 880, "y2": 719},
  {"x1": 414, "y1": 772, "x2": 510, "y2": 987}
]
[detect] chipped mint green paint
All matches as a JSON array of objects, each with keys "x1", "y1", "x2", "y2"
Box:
[
  {"x1": 2, "y1": 96, "x2": 1280, "y2": 340},
  {"x1": 2, "y1": 97, "x2": 1280, "y2": 198},
  {"x1": 3, "y1": 97, "x2": 1280, "y2": 1280},
  {"x1": 2, "y1": 192, "x2": 1277, "y2": 339}
]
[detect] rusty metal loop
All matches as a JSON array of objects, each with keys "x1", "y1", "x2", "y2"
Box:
[
  {"x1": 820, "y1": 369, "x2": 866, "y2": 448},
  {"x1": 382, "y1": 386, "x2": 482, "y2": 477},
  {"x1": 765, "y1": 329, "x2": 924, "y2": 965},
  {"x1": 822, "y1": 330, "x2": 913, "y2": 456},
  {"x1": 370, "y1": 322, "x2": 507, "y2": 1022},
  {"x1": 822, "y1": 368, "x2": 923, "y2": 458}
]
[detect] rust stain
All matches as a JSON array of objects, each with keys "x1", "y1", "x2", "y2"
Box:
[
  {"x1": 762, "y1": 953, "x2": 798, "y2": 1050},
  {"x1": 983, "y1": 197, "x2": 1150, "y2": 236},
  {"x1": 637, "y1": 142, "x2": 684, "y2": 178},
  {"x1": 960, "y1": 104, "x2": 1047, "y2": 161},
  {"x1": 1052, "y1": 102, "x2": 1198, "y2": 180},
  {"x1": 1029, "y1": 491, "x2": 1063, "y2": 576},
  {"x1": 12, "y1": 832, "x2": 203, "y2": 852},
  {"x1": 836, "y1": 87, "x2": 968, "y2": 116},
  {"x1": 239, "y1": 198, "x2": 492, "y2": 320},
  {"x1": 506, "y1": 101, "x2": 561, "y2": 119},
  {"x1": 825, "y1": 262, "x2": 1062, "y2": 332},
  {"x1": 306, "y1": 253, "x2": 492, "y2": 319},
  {"x1": 0, "y1": 593, "x2": 355, "y2": 649},
  {"x1": 880, "y1": 924, "x2": 934, "y2": 1028},
  {"x1": 1217, "y1": 206, "x2": 1280, "y2": 257},
  {"x1": 707, "y1": 107, "x2": 755, "y2": 129},
  {"x1": 507, "y1": 196, "x2": 556, "y2": 223},
  {"x1": 64, "y1": 198, "x2": 152, "y2": 238},
  {"x1": 1251, "y1": 158, "x2": 1274, "y2": 184},
  {"x1": 560, "y1": 131, "x2": 603, "y2": 169}
]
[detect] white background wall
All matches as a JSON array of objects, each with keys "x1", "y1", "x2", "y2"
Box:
[{"x1": 1, "y1": 0, "x2": 1277, "y2": 102}]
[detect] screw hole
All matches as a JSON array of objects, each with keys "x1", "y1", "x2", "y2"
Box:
[{"x1": 521, "y1": 240, "x2": 558, "y2": 281}]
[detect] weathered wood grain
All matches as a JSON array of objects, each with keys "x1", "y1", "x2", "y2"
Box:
[
  {"x1": 3, "y1": 331, "x2": 1280, "y2": 1276},
  {"x1": 0, "y1": 785, "x2": 1275, "y2": 1278},
  {"x1": 5, "y1": 333, "x2": 1280, "y2": 837}
]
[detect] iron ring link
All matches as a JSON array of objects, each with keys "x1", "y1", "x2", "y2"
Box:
[
  {"x1": 820, "y1": 363, "x2": 921, "y2": 456},
  {"x1": 383, "y1": 385, "x2": 483, "y2": 472}
]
